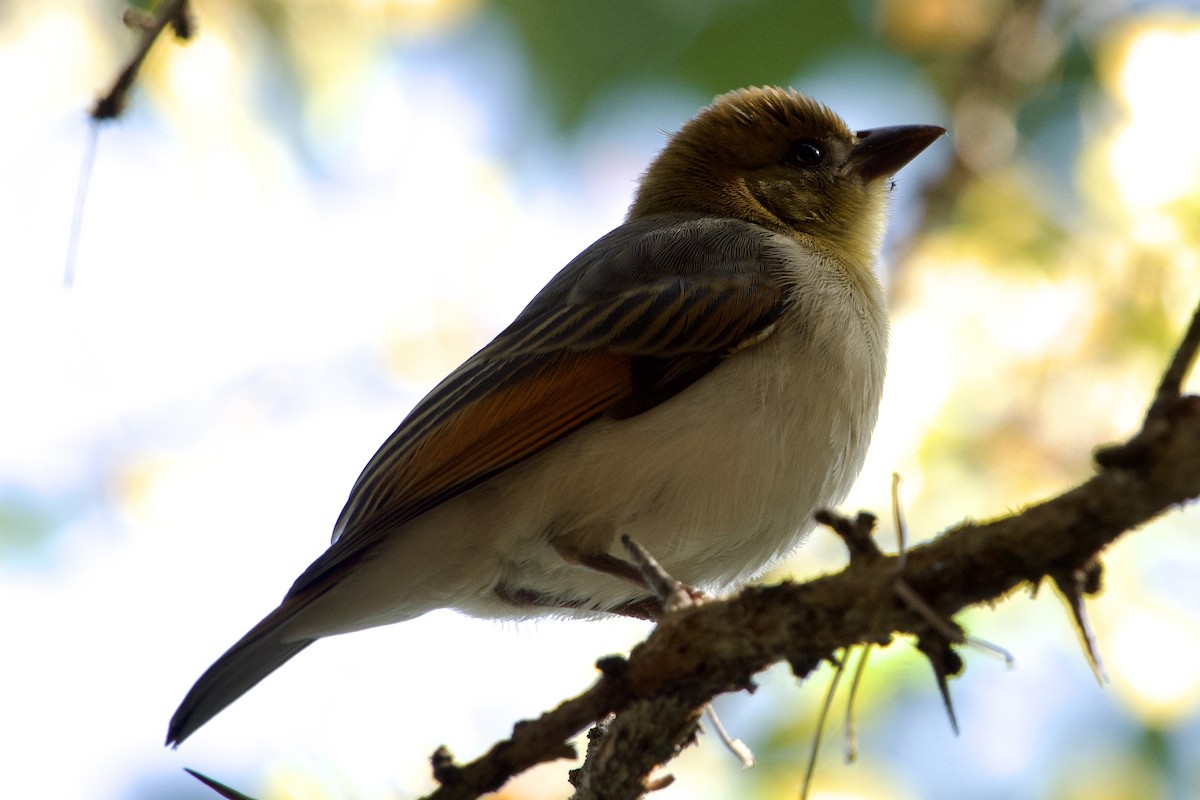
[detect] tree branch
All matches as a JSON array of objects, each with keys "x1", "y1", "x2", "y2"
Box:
[{"x1": 419, "y1": 300, "x2": 1200, "y2": 800}]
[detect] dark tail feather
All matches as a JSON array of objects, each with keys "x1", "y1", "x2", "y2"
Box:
[{"x1": 166, "y1": 610, "x2": 315, "y2": 747}]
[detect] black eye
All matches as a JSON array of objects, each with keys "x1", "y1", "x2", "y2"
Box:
[{"x1": 786, "y1": 139, "x2": 825, "y2": 167}]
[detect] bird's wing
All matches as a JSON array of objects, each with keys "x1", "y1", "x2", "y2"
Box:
[{"x1": 287, "y1": 215, "x2": 792, "y2": 596}]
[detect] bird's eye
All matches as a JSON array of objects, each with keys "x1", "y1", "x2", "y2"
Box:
[{"x1": 786, "y1": 139, "x2": 825, "y2": 167}]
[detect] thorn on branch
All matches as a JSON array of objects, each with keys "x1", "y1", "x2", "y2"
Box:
[
  {"x1": 915, "y1": 635, "x2": 965, "y2": 735},
  {"x1": 1049, "y1": 559, "x2": 1109, "y2": 684}
]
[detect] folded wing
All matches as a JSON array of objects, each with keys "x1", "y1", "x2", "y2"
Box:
[{"x1": 295, "y1": 215, "x2": 792, "y2": 595}]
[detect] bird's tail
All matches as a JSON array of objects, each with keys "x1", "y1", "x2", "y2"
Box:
[{"x1": 166, "y1": 601, "x2": 315, "y2": 748}]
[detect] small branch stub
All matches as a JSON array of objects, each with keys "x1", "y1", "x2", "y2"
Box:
[
  {"x1": 815, "y1": 509, "x2": 882, "y2": 562},
  {"x1": 431, "y1": 745, "x2": 464, "y2": 787}
]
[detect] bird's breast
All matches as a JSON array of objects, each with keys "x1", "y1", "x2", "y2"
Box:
[{"x1": 481, "y1": 249, "x2": 888, "y2": 610}]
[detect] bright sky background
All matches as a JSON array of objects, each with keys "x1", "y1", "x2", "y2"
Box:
[{"x1": 2, "y1": 3, "x2": 1199, "y2": 800}]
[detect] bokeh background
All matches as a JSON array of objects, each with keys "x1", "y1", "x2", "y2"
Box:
[{"x1": 3, "y1": 0, "x2": 1200, "y2": 798}]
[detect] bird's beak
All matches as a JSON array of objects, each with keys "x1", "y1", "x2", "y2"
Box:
[{"x1": 849, "y1": 124, "x2": 946, "y2": 181}]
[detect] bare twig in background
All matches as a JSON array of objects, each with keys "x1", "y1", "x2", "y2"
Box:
[
  {"x1": 799, "y1": 650, "x2": 847, "y2": 800},
  {"x1": 64, "y1": 124, "x2": 101, "y2": 288},
  {"x1": 68, "y1": 1, "x2": 194, "y2": 286},
  {"x1": 92, "y1": 0, "x2": 193, "y2": 122}
]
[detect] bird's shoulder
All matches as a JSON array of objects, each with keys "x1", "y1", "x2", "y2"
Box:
[
  {"x1": 529, "y1": 212, "x2": 803, "y2": 308},
  {"x1": 481, "y1": 213, "x2": 807, "y2": 364}
]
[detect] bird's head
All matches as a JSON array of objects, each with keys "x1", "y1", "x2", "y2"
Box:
[{"x1": 629, "y1": 86, "x2": 945, "y2": 268}]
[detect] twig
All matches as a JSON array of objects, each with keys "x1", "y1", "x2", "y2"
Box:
[
  {"x1": 1098, "y1": 301, "x2": 1200, "y2": 468},
  {"x1": 799, "y1": 651, "x2": 848, "y2": 800},
  {"x1": 915, "y1": 635, "x2": 963, "y2": 735},
  {"x1": 92, "y1": 0, "x2": 193, "y2": 121},
  {"x1": 64, "y1": 123, "x2": 100, "y2": 287},
  {"x1": 1049, "y1": 560, "x2": 1108, "y2": 684},
  {"x1": 417, "y1": 300, "x2": 1200, "y2": 800},
  {"x1": 843, "y1": 645, "x2": 871, "y2": 763},
  {"x1": 70, "y1": 1, "x2": 195, "y2": 286},
  {"x1": 1148, "y1": 302, "x2": 1200, "y2": 420},
  {"x1": 703, "y1": 704, "x2": 754, "y2": 768},
  {"x1": 892, "y1": 473, "x2": 908, "y2": 567}
]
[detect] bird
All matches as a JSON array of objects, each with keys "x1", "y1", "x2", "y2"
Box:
[{"x1": 166, "y1": 86, "x2": 944, "y2": 746}]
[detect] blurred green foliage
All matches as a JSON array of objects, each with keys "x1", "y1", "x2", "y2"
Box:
[{"x1": 491, "y1": 0, "x2": 871, "y2": 127}]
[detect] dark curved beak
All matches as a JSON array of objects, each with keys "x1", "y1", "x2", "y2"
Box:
[{"x1": 849, "y1": 124, "x2": 946, "y2": 181}]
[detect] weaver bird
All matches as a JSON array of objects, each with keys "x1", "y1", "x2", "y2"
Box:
[{"x1": 167, "y1": 86, "x2": 944, "y2": 746}]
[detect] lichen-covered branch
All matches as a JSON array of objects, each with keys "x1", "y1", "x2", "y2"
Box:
[{"x1": 419, "y1": 301, "x2": 1200, "y2": 800}]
